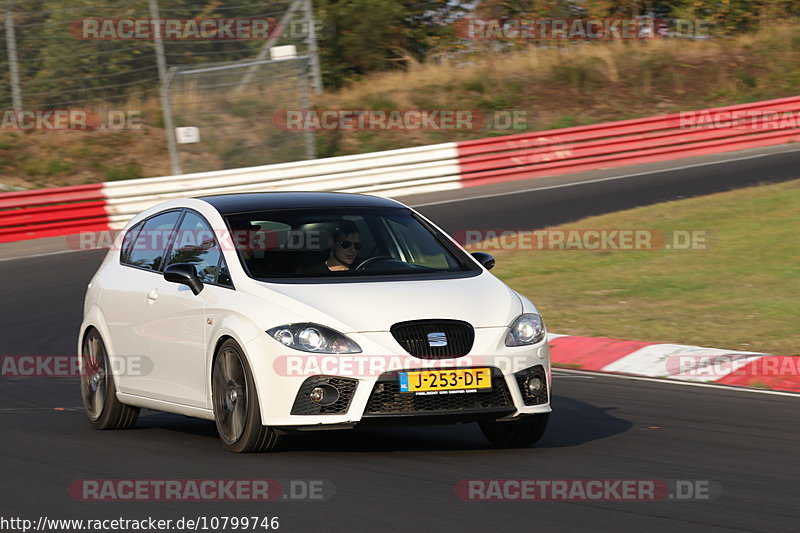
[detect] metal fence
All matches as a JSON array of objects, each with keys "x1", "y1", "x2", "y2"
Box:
[
  {"x1": 167, "y1": 55, "x2": 316, "y2": 174},
  {"x1": 1, "y1": 0, "x2": 321, "y2": 174}
]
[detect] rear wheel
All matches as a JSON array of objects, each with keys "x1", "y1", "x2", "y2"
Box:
[
  {"x1": 212, "y1": 339, "x2": 280, "y2": 453},
  {"x1": 480, "y1": 413, "x2": 549, "y2": 448},
  {"x1": 80, "y1": 328, "x2": 139, "y2": 429}
]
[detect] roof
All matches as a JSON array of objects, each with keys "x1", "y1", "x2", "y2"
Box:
[{"x1": 197, "y1": 192, "x2": 406, "y2": 215}]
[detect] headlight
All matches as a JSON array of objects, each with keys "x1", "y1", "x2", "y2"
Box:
[
  {"x1": 267, "y1": 323, "x2": 362, "y2": 354},
  {"x1": 505, "y1": 313, "x2": 545, "y2": 346}
]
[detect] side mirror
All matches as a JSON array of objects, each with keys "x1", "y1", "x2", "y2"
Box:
[
  {"x1": 471, "y1": 252, "x2": 495, "y2": 270},
  {"x1": 163, "y1": 263, "x2": 204, "y2": 295}
]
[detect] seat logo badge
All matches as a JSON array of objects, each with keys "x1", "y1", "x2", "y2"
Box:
[{"x1": 427, "y1": 332, "x2": 447, "y2": 347}]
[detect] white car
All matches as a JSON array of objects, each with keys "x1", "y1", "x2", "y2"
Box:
[{"x1": 79, "y1": 192, "x2": 551, "y2": 452}]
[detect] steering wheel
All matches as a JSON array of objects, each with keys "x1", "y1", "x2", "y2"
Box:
[{"x1": 355, "y1": 255, "x2": 395, "y2": 271}]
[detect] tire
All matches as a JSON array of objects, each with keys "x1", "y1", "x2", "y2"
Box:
[
  {"x1": 212, "y1": 339, "x2": 280, "y2": 453},
  {"x1": 80, "y1": 328, "x2": 140, "y2": 430},
  {"x1": 479, "y1": 413, "x2": 549, "y2": 448}
]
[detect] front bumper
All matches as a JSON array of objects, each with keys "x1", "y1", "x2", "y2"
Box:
[{"x1": 243, "y1": 327, "x2": 552, "y2": 428}]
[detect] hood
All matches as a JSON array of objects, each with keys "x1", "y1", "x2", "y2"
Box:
[{"x1": 248, "y1": 272, "x2": 522, "y2": 333}]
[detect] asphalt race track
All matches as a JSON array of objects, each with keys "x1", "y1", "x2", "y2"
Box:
[{"x1": 1, "y1": 150, "x2": 799, "y2": 532}]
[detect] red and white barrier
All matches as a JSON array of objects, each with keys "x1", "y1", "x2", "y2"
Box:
[
  {"x1": 0, "y1": 143, "x2": 461, "y2": 241},
  {"x1": 457, "y1": 95, "x2": 800, "y2": 186},
  {"x1": 3, "y1": 95, "x2": 800, "y2": 243},
  {"x1": 0, "y1": 184, "x2": 109, "y2": 242},
  {"x1": 549, "y1": 334, "x2": 800, "y2": 393}
]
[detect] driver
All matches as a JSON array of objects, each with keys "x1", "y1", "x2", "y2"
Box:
[
  {"x1": 325, "y1": 220, "x2": 361, "y2": 271},
  {"x1": 229, "y1": 219, "x2": 262, "y2": 261}
]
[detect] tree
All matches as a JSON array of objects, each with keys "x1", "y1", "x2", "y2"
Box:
[{"x1": 315, "y1": 0, "x2": 468, "y2": 87}]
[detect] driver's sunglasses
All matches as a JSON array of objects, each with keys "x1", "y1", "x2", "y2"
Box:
[{"x1": 339, "y1": 240, "x2": 362, "y2": 250}]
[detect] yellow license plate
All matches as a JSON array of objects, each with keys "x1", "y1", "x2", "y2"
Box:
[{"x1": 399, "y1": 368, "x2": 492, "y2": 394}]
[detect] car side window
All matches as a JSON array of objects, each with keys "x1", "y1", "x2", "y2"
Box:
[
  {"x1": 165, "y1": 211, "x2": 230, "y2": 286},
  {"x1": 120, "y1": 221, "x2": 144, "y2": 264},
  {"x1": 217, "y1": 259, "x2": 233, "y2": 287},
  {"x1": 126, "y1": 210, "x2": 182, "y2": 271}
]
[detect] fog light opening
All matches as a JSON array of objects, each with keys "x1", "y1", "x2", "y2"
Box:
[
  {"x1": 526, "y1": 376, "x2": 544, "y2": 395},
  {"x1": 309, "y1": 384, "x2": 340, "y2": 406}
]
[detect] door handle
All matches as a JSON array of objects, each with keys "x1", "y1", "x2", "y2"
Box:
[{"x1": 147, "y1": 289, "x2": 159, "y2": 301}]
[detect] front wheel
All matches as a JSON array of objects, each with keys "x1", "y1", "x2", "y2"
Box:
[
  {"x1": 479, "y1": 413, "x2": 549, "y2": 448},
  {"x1": 79, "y1": 328, "x2": 140, "y2": 430},
  {"x1": 212, "y1": 339, "x2": 280, "y2": 453}
]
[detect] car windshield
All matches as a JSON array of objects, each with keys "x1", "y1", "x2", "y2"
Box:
[{"x1": 224, "y1": 207, "x2": 476, "y2": 280}]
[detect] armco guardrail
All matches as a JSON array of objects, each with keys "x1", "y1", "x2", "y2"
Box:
[
  {"x1": 101, "y1": 142, "x2": 460, "y2": 228},
  {"x1": 457, "y1": 95, "x2": 800, "y2": 186},
  {"x1": 2, "y1": 95, "x2": 800, "y2": 243},
  {"x1": 0, "y1": 143, "x2": 461, "y2": 242},
  {"x1": 0, "y1": 184, "x2": 109, "y2": 242}
]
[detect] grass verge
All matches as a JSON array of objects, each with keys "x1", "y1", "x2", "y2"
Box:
[{"x1": 472, "y1": 179, "x2": 800, "y2": 356}]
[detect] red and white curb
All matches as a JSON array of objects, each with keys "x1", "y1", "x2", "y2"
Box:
[{"x1": 548, "y1": 334, "x2": 800, "y2": 393}]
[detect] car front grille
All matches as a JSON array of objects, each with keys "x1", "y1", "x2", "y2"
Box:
[
  {"x1": 291, "y1": 376, "x2": 358, "y2": 415},
  {"x1": 364, "y1": 369, "x2": 512, "y2": 416},
  {"x1": 390, "y1": 319, "x2": 475, "y2": 359}
]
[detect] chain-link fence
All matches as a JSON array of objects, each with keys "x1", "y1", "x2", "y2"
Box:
[
  {"x1": 1, "y1": 0, "x2": 321, "y2": 175},
  {"x1": 168, "y1": 55, "x2": 315, "y2": 174}
]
